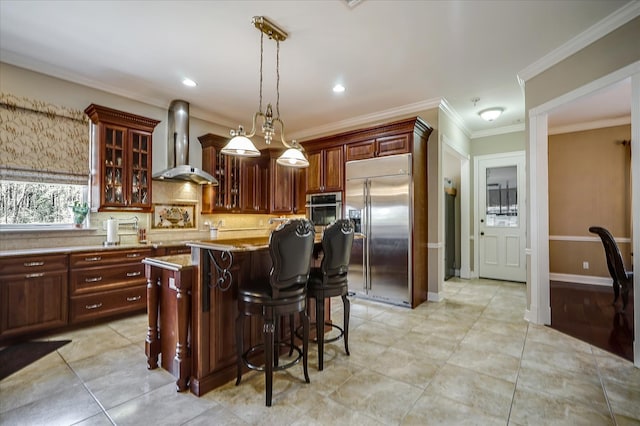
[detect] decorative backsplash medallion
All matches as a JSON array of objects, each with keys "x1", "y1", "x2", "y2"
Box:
[{"x1": 152, "y1": 204, "x2": 196, "y2": 229}]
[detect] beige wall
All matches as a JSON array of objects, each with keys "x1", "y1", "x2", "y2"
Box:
[
  {"x1": 525, "y1": 16, "x2": 640, "y2": 112},
  {"x1": 548, "y1": 124, "x2": 632, "y2": 276}
]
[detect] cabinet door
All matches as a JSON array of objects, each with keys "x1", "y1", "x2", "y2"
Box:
[
  {"x1": 293, "y1": 168, "x2": 306, "y2": 215},
  {"x1": 323, "y1": 145, "x2": 344, "y2": 192},
  {"x1": 345, "y1": 139, "x2": 376, "y2": 161},
  {"x1": 270, "y1": 160, "x2": 294, "y2": 213},
  {"x1": 305, "y1": 151, "x2": 323, "y2": 193},
  {"x1": 0, "y1": 271, "x2": 67, "y2": 339},
  {"x1": 129, "y1": 130, "x2": 152, "y2": 209},
  {"x1": 377, "y1": 134, "x2": 410, "y2": 157},
  {"x1": 102, "y1": 124, "x2": 128, "y2": 208},
  {"x1": 240, "y1": 159, "x2": 259, "y2": 212}
]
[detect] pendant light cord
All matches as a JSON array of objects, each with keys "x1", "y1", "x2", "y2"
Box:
[
  {"x1": 259, "y1": 31, "x2": 264, "y2": 113},
  {"x1": 276, "y1": 40, "x2": 281, "y2": 119}
]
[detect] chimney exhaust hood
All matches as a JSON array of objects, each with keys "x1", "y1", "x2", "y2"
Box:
[{"x1": 153, "y1": 100, "x2": 218, "y2": 185}]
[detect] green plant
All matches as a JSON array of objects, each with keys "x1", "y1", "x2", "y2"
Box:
[{"x1": 70, "y1": 201, "x2": 89, "y2": 225}]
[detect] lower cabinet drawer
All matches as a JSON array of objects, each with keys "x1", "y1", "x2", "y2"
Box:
[{"x1": 70, "y1": 285, "x2": 146, "y2": 323}]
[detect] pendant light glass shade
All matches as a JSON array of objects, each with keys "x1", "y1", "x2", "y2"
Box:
[
  {"x1": 276, "y1": 147, "x2": 310, "y2": 168},
  {"x1": 221, "y1": 134, "x2": 261, "y2": 157}
]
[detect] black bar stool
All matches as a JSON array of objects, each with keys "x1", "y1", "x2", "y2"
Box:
[
  {"x1": 307, "y1": 219, "x2": 354, "y2": 370},
  {"x1": 235, "y1": 219, "x2": 315, "y2": 406}
]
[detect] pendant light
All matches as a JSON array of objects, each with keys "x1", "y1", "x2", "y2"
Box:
[{"x1": 222, "y1": 16, "x2": 309, "y2": 168}]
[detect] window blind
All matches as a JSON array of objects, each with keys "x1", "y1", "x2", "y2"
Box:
[{"x1": 0, "y1": 93, "x2": 89, "y2": 185}]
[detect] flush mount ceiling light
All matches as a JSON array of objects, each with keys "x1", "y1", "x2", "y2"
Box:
[
  {"x1": 182, "y1": 78, "x2": 197, "y2": 87},
  {"x1": 333, "y1": 84, "x2": 345, "y2": 93},
  {"x1": 479, "y1": 108, "x2": 504, "y2": 122},
  {"x1": 223, "y1": 16, "x2": 309, "y2": 168}
]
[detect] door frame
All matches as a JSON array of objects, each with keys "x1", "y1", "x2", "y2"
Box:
[
  {"x1": 527, "y1": 62, "x2": 639, "y2": 368},
  {"x1": 474, "y1": 151, "x2": 526, "y2": 282}
]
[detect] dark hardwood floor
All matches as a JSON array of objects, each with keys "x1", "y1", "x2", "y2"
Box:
[{"x1": 550, "y1": 281, "x2": 634, "y2": 362}]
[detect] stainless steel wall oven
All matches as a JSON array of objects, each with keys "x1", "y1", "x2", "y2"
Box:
[{"x1": 305, "y1": 192, "x2": 342, "y2": 229}]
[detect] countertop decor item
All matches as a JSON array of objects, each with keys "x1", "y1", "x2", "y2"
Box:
[
  {"x1": 70, "y1": 202, "x2": 89, "y2": 227},
  {"x1": 152, "y1": 204, "x2": 196, "y2": 229}
]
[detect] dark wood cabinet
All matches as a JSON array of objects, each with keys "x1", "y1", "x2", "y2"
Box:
[
  {"x1": 85, "y1": 104, "x2": 160, "y2": 212},
  {"x1": 345, "y1": 133, "x2": 410, "y2": 161},
  {"x1": 0, "y1": 254, "x2": 68, "y2": 340},
  {"x1": 240, "y1": 156, "x2": 269, "y2": 213},
  {"x1": 305, "y1": 145, "x2": 343, "y2": 193},
  {"x1": 199, "y1": 133, "x2": 242, "y2": 212},
  {"x1": 69, "y1": 248, "x2": 151, "y2": 323}
]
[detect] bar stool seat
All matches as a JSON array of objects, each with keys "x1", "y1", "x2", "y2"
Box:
[{"x1": 235, "y1": 219, "x2": 315, "y2": 407}]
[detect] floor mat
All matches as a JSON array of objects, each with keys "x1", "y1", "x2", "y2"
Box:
[{"x1": 0, "y1": 340, "x2": 71, "y2": 380}]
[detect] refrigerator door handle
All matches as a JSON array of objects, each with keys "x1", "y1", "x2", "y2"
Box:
[{"x1": 365, "y1": 180, "x2": 372, "y2": 291}]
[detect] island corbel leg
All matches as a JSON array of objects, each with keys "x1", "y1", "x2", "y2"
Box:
[
  {"x1": 145, "y1": 264, "x2": 160, "y2": 370},
  {"x1": 174, "y1": 267, "x2": 193, "y2": 391}
]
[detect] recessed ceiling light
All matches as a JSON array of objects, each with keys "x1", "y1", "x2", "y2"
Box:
[
  {"x1": 182, "y1": 78, "x2": 197, "y2": 87},
  {"x1": 479, "y1": 108, "x2": 503, "y2": 121},
  {"x1": 333, "y1": 84, "x2": 345, "y2": 93}
]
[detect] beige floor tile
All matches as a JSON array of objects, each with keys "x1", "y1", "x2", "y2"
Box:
[
  {"x1": 603, "y1": 378, "x2": 640, "y2": 421},
  {"x1": 447, "y1": 345, "x2": 521, "y2": 383},
  {"x1": 426, "y1": 363, "x2": 515, "y2": 419},
  {"x1": 182, "y1": 404, "x2": 250, "y2": 425},
  {"x1": 394, "y1": 330, "x2": 460, "y2": 362},
  {"x1": 73, "y1": 412, "x2": 115, "y2": 426},
  {"x1": 107, "y1": 312, "x2": 148, "y2": 343},
  {"x1": 521, "y1": 339, "x2": 599, "y2": 377},
  {"x1": 107, "y1": 382, "x2": 214, "y2": 425},
  {"x1": 459, "y1": 328, "x2": 525, "y2": 358},
  {"x1": 509, "y1": 386, "x2": 614, "y2": 425},
  {"x1": 51, "y1": 323, "x2": 133, "y2": 363},
  {"x1": 525, "y1": 323, "x2": 594, "y2": 354},
  {"x1": 403, "y1": 389, "x2": 507, "y2": 425},
  {"x1": 0, "y1": 381, "x2": 103, "y2": 426},
  {"x1": 330, "y1": 368, "x2": 423, "y2": 424},
  {"x1": 470, "y1": 317, "x2": 528, "y2": 339},
  {"x1": 516, "y1": 362, "x2": 609, "y2": 411},
  {"x1": 291, "y1": 394, "x2": 386, "y2": 426},
  {"x1": 367, "y1": 346, "x2": 442, "y2": 388},
  {"x1": 0, "y1": 351, "x2": 81, "y2": 413}
]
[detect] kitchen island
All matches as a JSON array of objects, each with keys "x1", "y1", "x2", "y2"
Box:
[{"x1": 144, "y1": 235, "x2": 326, "y2": 396}]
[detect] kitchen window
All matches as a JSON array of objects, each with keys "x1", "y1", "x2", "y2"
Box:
[{"x1": 0, "y1": 180, "x2": 87, "y2": 227}]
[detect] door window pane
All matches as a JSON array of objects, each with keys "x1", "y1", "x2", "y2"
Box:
[{"x1": 486, "y1": 165, "x2": 518, "y2": 227}]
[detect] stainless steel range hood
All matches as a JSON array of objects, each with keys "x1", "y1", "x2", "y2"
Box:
[{"x1": 153, "y1": 100, "x2": 218, "y2": 185}]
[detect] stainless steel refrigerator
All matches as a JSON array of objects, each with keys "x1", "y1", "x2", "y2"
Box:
[{"x1": 345, "y1": 153, "x2": 412, "y2": 307}]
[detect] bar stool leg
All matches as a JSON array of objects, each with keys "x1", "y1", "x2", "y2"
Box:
[
  {"x1": 316, "y1": 296, "x2": 325, "y2": 370},
  {"x1": 302, "y1": 309, "x2": 310, "y2": 383},
  {"x1": 235, "y1": 313, "x2": 244, "y2": 386},
  {"x1": 342, "y1": 294, "x2": 350, "y2": 356},
  {"x1": 264, "y1": 312, "x2": 275, "y2": 407}
]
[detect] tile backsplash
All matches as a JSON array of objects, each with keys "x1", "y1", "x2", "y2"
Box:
[{"x1": 0, "y1": 180, "x2": 304, "y2": 251}]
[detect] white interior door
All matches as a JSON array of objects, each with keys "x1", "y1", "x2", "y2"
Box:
[{"x1": 478, "y1": 153, "x2": 526, "y2": 282}]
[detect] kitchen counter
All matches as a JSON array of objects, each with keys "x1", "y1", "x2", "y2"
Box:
[{"x1": 0, "y1": 240, "x2": 194, "y2": 258}]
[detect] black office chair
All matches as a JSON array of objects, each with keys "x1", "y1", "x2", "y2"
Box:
[
  {"x1": 235, "y1": 219, "x2": 315, "y2": 406},
  {"x1": 307, "y1": 219, "x2": 354, "y2": 370},
  {"x1": 589, "y1": 226, "x2": 633, "y2": 312}
]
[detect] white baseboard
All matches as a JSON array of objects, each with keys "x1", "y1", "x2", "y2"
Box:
[
  {"x1": 549, "y1": 273, "x2": 612, "y2": 287},
  {"x1": 635, "y1": 341, "x2": 640, "y2": 368},
  {"x1": 428, "y1": 291, "x2": 443, "y2": 302}
]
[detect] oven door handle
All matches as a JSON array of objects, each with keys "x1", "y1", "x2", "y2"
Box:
[{"x1": 305, "y1": 203, "x2": 341, "y2": 208}]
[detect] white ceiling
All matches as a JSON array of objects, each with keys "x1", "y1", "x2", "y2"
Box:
[{"x1": 0, "y1": 0, "x2": 633, "y2": 141}]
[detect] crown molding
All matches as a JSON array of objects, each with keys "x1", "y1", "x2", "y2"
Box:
[
  {"x1": 291, "y1": 97, "x2": 441, "y2": 141},
  {"x1": 438, "y1": 98, "x2": 472, "y2": 138},
  {"x1": 471, "y1": 123, "x2": 526, "y2": 139},
  {"x1": 517, "y1": 2, "x2": 640, "y2": 83},
  {"x1": 548, "y1": 115, "x2": 631, "y2": 135}
]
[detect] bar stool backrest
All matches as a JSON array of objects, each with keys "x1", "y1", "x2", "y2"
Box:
[
  {"x1": 321, "y1": 219, "x2": 355, "y2": 286},
  {"x1": 269, "y1": 219, "x2": 315, "y2": 296}
]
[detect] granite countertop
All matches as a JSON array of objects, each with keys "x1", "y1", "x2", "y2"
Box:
[
  {"x1": 187, "y1": 232, "x2": 363, "y2": 252},
  {"x1": 0, "y1": 239, "x2": 195, "y2": 258},
  {"x1": 142, "y1": 254, "x2": 195, "y2": 271}
]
